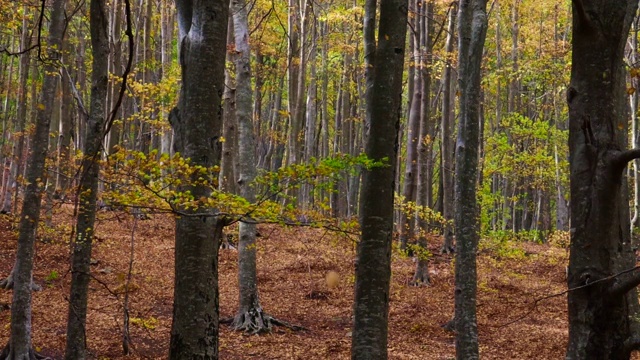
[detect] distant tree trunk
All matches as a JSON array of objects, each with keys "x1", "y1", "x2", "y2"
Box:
[
  {"x1": 440, "y1": 3, "x2": 456, "y2": 254},
  {"x1": 453, "y1": 0, "x2": 488, "y2": 358},
  {"x1": 220, "y1": 22, "x2": 237, "y2": 194},
  {"x1": 399, "y1": 0, "x2": 421, "y2": 250},
  {"x1": 2, "y1": 9, "x2": 31, "y2": 214},
  {"x1": 168, "y1": 0, "x2": 228, "y2": 358},
  {"x1": 351, "y1": 0, "x2": 408, "y2": 358},
  {"x1": 412, "y1": 0, "x2": 434, "y2": 285},
  {"x1": 0, "y1": 0, "x2": 65, "y2": 358},
  {"x1": 565, "y1": 1, "x2": 640, "y2": 359},
  {"x1": 230, "y1": 0, "x2": 269, "y2": 333},
  {"x1": 57, "y1": 38, "x2": 74, "y2": 194},
  {"x1": 64, "y1": 0, "x2": 109, "y2": 358}
]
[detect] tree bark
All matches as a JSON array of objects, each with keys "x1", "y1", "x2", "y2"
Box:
[
  {"x1": 566, "y1": 1, "x2": 640, "y2": 359},
  {"x1": 453, "y1": 0, "x2": 488, "y2": 358},
  {"x1": 169, "y1": 0, "x2": 228, "y2": 358},
  {"x1": 1, "y1": 0, "x2": 65, "y2": 358},
  {"x1": 412, "y1": 0, "x2": 434, "y2": 285},
  {"x1": 64, "y1": 0, "x2": 109, "y2": 358},
  {"x1": 440, "y1": 3, "x2": 456, "y2": 254},
  {"x1": 230, "y1": 0, "x2": 268, "y2": 333},
  {"x1": 351, "y1": 0, "x2": 408, "y2": 357}
]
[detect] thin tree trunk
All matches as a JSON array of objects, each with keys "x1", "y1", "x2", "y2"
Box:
[
  {"x1": 64, "y1": 0, "x2": 109, "y2": 358},
  {"x1": 440, "y1": 3, "x2": 457, "y2": 254},
  {"x1": 454, "y1": 0, "x2": 488, "y2": 358},
  {"x1": 1, "y1": 0, "x2": 65, "y2": 357},
  {"x1": 413, "y1": 1, "x2": 434, "y2": 284}
]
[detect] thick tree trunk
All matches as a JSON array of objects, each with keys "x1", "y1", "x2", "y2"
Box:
[
  {"x1": 566, "y1": 1, "x2": 640, "y2": 359},
  {"x1": 351, "y1": 0, "x2": 408, "y2": 357},
  {"x1": 64, "y1": 0, "x2": 109, "y2": 358},
  {"x1": 169, "y1": 0, "x2": 228, "y2": 358},
  {"x1": 1, "y1": 1, "x2": 65, "y2": 358},
  {"x1": 453, "y1": 0, "x2": 488, "y2": 358}
]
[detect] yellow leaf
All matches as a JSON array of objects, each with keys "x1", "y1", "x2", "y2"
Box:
[
  {"x1": 219, "y1": 136, "x2": 226, "y2": 143},
  {"x1": 37, "y1": 103, "x2": 45, "y2": 110},
  {"x1": 385, "y1": 34, "x2": 389, "y2": 40},
  {"x1": 628, "y1": 87, "x2": 636, "y2": 95}
]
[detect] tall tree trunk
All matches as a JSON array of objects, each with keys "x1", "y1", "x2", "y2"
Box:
[
  {"x1": 399, "y1": 0, "x2": 421, "y2": 251},
  {"x1": 169, "y1": 0, "x2": 228, "y2": 358},
  {"x1": 230, "y1": 0, "x2": 270, "y2": 333},
  {"x1": 453, "y1": 0, "x2": 488, "y2": 358},
  {"x1": 440, "y1": 3, "x2": 456, "y2": 254},
  {"x1": 64, "y1": 0, "x2": 109, "y2": 358},
  {"x1": 351, "y1": 0, "x2": 408, "y2": 357},
  {"x1": 220, "y1": 22, "x2": 237, "y2": 194},
  {"x1": 565, "y1": 1, "x2": 640, "y2": 359},
  {"x1": 2, "y1": 8, "x2": 31, "y2": 214},
  {"x1": 0, "y1": 0, "x2": 65, "y2": 358},
  {"x1": 412, "y1": 0, "x2": 434, "y2": 284}
]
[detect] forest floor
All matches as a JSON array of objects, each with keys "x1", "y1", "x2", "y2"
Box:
[{"x1": 0, "y1": 205, "x2": 572, "y2": 359}]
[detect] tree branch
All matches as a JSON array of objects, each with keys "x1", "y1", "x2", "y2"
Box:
[
  {"x1": 613, "y1": 148, "x2": 640, "y2": 170},
  {"x1": 608, "y1": 265, "x2": 640, "y2": 297}
]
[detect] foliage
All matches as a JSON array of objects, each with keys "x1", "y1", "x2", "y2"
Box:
[{"x1": 101, "y1": 147, "x2": 383, "y2": 227}]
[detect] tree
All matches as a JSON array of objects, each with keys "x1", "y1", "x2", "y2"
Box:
[
  {"x1": 169, "y1": 0, "x2": 229, "y2": 357},
  {"x1": 64, "y1": 0, "x2": 109, "y2": 357},
  {"x1": 565, "y1": 0, "x2": 640, "y2": 358},
  {"x1": 453, "y1": 0, "x2": 488, "y2": 358},
  {"x1": 229, "y1": 0, "x2": 268, "y2": 333},
  {"x1": 0, "y1": 0, "x2": 65, "y2": 358},
  {"x1": 351, "y1": 0, "x2": 408, "y2": 358}
]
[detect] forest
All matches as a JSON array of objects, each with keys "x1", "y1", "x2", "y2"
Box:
[{"x1": 0, "y1": 0, "x2": 639, "y2": 358}]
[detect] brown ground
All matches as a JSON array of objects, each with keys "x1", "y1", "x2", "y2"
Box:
[{"x1": 0, "y1": 206, "x2": 571, "y2": 359}]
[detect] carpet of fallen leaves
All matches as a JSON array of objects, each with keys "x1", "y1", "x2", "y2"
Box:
[{"x1": 0, "y1": 206, "x2": 572, "y2": 359}]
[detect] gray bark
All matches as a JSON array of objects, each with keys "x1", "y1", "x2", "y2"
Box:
[
  {"x1": 2, "y1": 8, "x2": 31, "y2": 214},
  {"x1": 64, "y1": 0, "x2": 109, "y2": 358},
  {"x1": 453, "y1": 0, "x2": 488, "y2": 358},
  {"x1": 351, "y1": 0, "x2": 408, "y2": 357},
  {"x1": 230, "y1": 0, "x2": 267, "y2": 333},
  {"x1": 412, "y1": 1, "x2": 434, "y2": 285},
  {"x1": 399, "y1": 0, "x2": 421, "y2": 250},
  {"x1": 220, "y1": 21, "x2": 237, "y2": 194},
  {"x1": 1, "y1": 0, "x2": 65, "y2": 358},
  {"x1": 169, "y1": 0, "x2": 228, "y2": 358},
  {"x1": 440, "y1": 4, "x2": 456, "y2": 254}
]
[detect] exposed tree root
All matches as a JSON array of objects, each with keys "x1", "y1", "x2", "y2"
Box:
[
  {"x1": 410, "y1": 261, "x2": 431, "y2": 287},
  {"x1": 0, "y1": 271, "x2": 42, "y2": 291},
  {"x1": 440, "y1": 244, "x2": 455, "y2": 254},
  {"x1": 0, "y1": 343, "x2": 51, "y2": 360},
  {"x1": 224, "y1": 306, "x2": 306, "y2": 334},
  {"x1": 441, "y1": 318, "x2": 455, "y2": 333}
]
